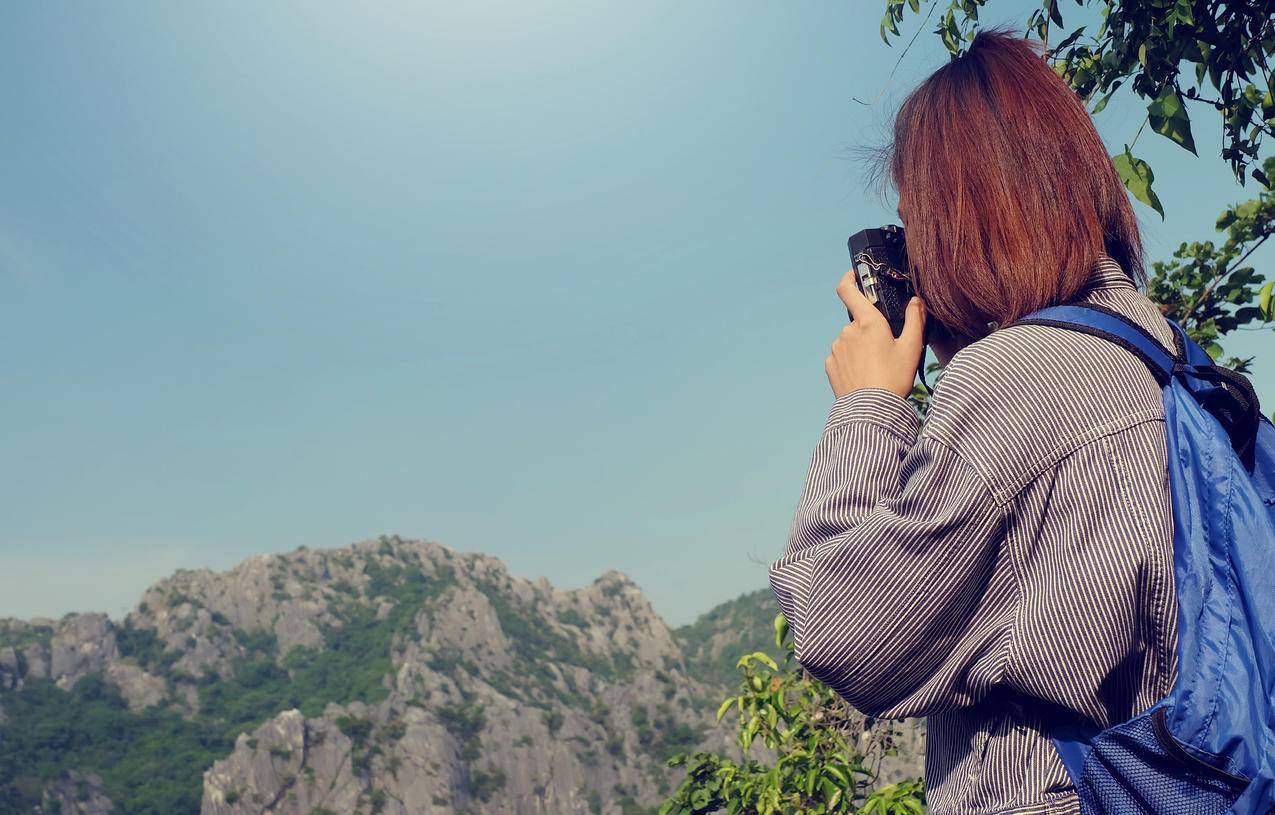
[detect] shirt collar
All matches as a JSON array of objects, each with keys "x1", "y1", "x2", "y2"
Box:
[{"x1": 1084, "y1": 254, "x2": 1137, "y2": 292}]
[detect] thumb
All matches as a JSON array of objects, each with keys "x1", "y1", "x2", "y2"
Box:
[{"x1": 897, "y1": 297, "x2": 926, "y2": 358}]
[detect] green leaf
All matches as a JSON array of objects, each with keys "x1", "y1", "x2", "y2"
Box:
[
  {"x1": 748, "y1": 651, "x2": 779, "y2": 672},
  {"x1": 1259, "y1": 281, "x2": 1273, "y2": 321},
  {"x1": 716, "y1": 697, "x2": 736, "y2": 722},
  {"x1": 938, "y1": 9, "x2": 961, "y2": 56},
  {"x1": 773, "y1": 613, "x2": 788, "y2": 649},
  {"x1": 908, "y1": 0, "x2": 920, "y2": 11},
  {"x1": 828, "y1": 785, "x2": 843, "y2": 810},
  {"x1": 1054, "y1": 25, "x2": 1086, "y2": 52},
  {"x1": 818, "y1": 777, "x2": 837, "y2": 801},
  {"x1": 1047, "y1": 0, "x2": 1063, "y2": 27},
  {"x1": 1091, "y1": 90, "x2": 1114, "y2": 114},
  {"x1": 882, "y1": 9, "x2": 899, "y2": 38},
  {"x1": 1112, "y1": 147, "x2": 1164, "y2": 218},
  {"x1": 1147, "y1": 87, "x2": 1197, "y2": 154}
]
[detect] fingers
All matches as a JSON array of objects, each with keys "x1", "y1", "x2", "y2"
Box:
[
  {"x1": 837, "y1": 270, "x2": 886, "y2": 326},
  {"x1": 898, "y1": 296, "x2": 926, "y2": 357}
]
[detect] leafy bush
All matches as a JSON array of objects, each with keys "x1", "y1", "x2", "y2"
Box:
[
  {"x1": 660, "y1": 615, "x2": 924, "y2": 815},
  {"x1": 470, "y1": 766, "x2": 506, "y2": 802}
]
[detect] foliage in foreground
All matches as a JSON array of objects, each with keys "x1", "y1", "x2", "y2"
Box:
[
  {"x1": 1147, "y1": 155, "x2": 1275, "y2": 374},
  {"x1": 660, "y1": 614, "x2": 924, "y2": 815}
]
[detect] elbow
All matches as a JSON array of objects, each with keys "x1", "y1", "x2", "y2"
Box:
[
  {"x1": 790, "y1": 614, "x2": 912, "y2": 716},
  {"x1": 789, "y1": 625, "x2": 839, "y2": 683},
  {"x1": 770, "y1": 560, "x2": 917, "y2": 715},
  {"x1": 797, "y1": 653, "x2": 906, "y2": 717},
  {"x1": 789, "y1": 619, "x2": 857, "y2": 687}
]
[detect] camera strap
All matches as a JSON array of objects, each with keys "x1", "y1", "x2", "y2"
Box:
[{"x1": 915, "y1": 344, "x2": 932, "y2": 396}]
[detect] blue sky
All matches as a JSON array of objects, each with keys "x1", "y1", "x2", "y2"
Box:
[{"x1": 2, "y1": 1, "x2": 1271, "y2": 627}]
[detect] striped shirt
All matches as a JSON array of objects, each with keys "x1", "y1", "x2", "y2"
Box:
[{"x1": 768, "y1": 257, "x2": 1178, "y2": 815}]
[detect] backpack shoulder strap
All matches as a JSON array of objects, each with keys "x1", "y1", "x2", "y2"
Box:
[
  {"x1": 1015, "y1": 303, "x2": 1182, "y2": 386},
  {"x1": 1019, "y1": 302, "x2": 1264, "y2": 471}
]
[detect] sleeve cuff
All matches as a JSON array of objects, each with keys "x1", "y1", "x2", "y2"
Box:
[{"x1": 824, "y1": 387, "x2": 922, "y2": 441}]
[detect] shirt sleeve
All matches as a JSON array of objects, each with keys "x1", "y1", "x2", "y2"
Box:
[{"x1": 768, "y1": 387, "x2": 1011, "y2": 717}]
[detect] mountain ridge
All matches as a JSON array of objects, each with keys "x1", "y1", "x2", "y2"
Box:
[
  {"x1": 0, "y1": 537, "x2": 761, "y2": 814},
  {"x1": 0, "y1": 536, "x2": 921, "y2": 814}
]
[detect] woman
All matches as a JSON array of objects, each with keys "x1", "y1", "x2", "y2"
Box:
[{"x1": 768, "y1": 30, "x2": 1176, "y2": 815}]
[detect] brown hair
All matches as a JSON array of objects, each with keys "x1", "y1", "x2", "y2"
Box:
[{"x1": 886, "y1": 29, "x2": 1143, "y2": 340}]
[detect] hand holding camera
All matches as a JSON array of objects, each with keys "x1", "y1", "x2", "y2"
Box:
[
  {"x1": 827, "y1": 273, "x2": 926, "y2": 400},
  {"x1": 825, "y1": 225, "x2": 927, "y2": 400}
]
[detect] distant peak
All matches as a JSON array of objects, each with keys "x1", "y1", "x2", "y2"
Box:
[{"x1": 595, "y1": 569, "x2": 634, "y2": 585}]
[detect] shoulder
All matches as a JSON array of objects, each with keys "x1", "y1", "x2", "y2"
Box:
[
  {"x1": 922, "y1": 322, "x2": 1165, "y2": 502},
  {"x1": 933, "y1": 320, "x2": 1163, "y2": 403}
]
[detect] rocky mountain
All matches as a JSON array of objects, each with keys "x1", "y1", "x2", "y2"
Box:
[
  {"x1": 672, "y1": 589, "x2": 783, "y2": 691},
  {"x1": 0, "y1": 537, "x2": 923, "y2": 814}
]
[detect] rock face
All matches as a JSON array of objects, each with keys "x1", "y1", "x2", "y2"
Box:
[
  {"x1": 185, "y1": 540, "x2": 731, "y2": 814},
  {"x1": 38, "y1": 771, "x2": 115, "y2": 814},
  {"x1": 1, "y1": 618, "x2": 55, "y2": 692},
  {"x1": 50, "y1": 614, "x2": 119, "y2": 690},
  {"x1": 0, "y1": 537, "x2": 926, "y2": 813}
]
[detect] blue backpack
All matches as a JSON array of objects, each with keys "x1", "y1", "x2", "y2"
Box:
[{"x1": 1015, "y1": 303, "x2": 1275, "y2": 814}]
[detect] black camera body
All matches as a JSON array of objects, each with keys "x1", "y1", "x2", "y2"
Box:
[{"x1": 847, "y1": 225, "x2": 913, "y2": 337}]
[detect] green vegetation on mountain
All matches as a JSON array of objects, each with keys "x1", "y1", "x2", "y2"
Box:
[
  {"x1": 0, "y1": 674, "x2": 226, "y2": 815},
  {"x1": 0, "y1": 557, "x2": 460, "y2": 813},
  {"x1": 200, "y1": 561, "x2": 456, "y2": 738},
  {"x1": 673, "y1": 588, "x2": 782, "y2": 691},
  {"x1": 0, "y1": 621, "x2": 54, "y2": 651}
]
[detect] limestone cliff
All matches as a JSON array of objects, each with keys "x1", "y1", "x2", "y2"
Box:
[{"x1": 0, "y1": 537, "x2": 923, "y2": 814}]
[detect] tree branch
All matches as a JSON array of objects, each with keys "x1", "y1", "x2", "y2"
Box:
[
  {"x1": 1129, "y1": 114, "x2": 1148, "y2": 148},
  {"x1": 1181, "y1": 232, "x2": 1272, "y2": 325}
]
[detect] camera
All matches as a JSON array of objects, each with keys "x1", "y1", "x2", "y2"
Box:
[{"x1": 847, "y1": 224, "x2": 913, "y2": 338}]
